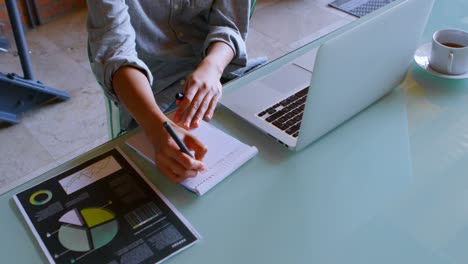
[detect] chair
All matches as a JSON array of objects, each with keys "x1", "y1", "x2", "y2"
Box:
[{"x1": 98, "y1": 1, "x2": 257, "y2": 139}]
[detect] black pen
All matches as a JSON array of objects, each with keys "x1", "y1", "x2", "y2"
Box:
[{"x1": 163, "y1": 121, "x2": 194, "y2": 158}]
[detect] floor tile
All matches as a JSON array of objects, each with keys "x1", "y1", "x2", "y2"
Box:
[
  {"x1": 251, "y1": 0, "x2": 347, "y2": 48},
  {"x1": 55, "y1": 135, "x2": 108, "y2": 166},
  {"x1": 0, "y1": 123, "x2": 57, "y2": 194},
  {"x1": 21, "y1": 75, "x2": 107, "y2": 160},
  {"x1": 246, "y1": 27, "x2": 289, "y2": 62},
  {"x1": 13, "y1": 30, "x2": 107, "y2": 160},
  {"x1": 33, "y1": 9, "x2": 90, "y2": 71},
  {"x1": 287, "y1": 19, "x2": 352, "y2": 50}
]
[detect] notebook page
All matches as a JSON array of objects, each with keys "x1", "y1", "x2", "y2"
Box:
[
  {"x1": 183, "y1": 144, "x2": 258, "y2": 195},
  {"x1": 126, "y1": 121, "x2": 257, "y2": 195},
  {"x1": 188, "y1": 121, "x2": 243, "y2": 169}
]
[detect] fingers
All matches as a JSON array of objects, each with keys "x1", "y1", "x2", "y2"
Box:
[
  {"x1": 173, "y1": 80, "x2": 198, "y2": 123},
  {"x1": 173, "y1": 77, "x2": 221, "y2": 128},
  {"x1": 204, "y1": 93, "x2": 221, "y2": 121},
  {"x1": 166, "y1": 145, "x2": 205, "y2": 171},
  {"x1": 184, "y1": 133, "x2": 208, "y2": 161},
  {"x1": 156, "y1": 154, "x2": 198, "y2": 183},
  {"x1": 157, "y1": 165, "x2": 181, "y2": 184},
  {"x1": 191, "y1": 84, "x2": 222, "y2": 125},
  {"x1": 155, "y1": 128, "x2": 207, "y2": 183},
  {"x1": 181, "y1": 80, "x2": 207, "y2": 128},
  {"x1": 185, "y1": 93, "x2": 210, "y2": 128}
]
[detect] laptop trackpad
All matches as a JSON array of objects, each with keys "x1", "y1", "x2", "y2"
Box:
[{"x1": 261, "y1": 64, "x2": 312, "y2": 94}]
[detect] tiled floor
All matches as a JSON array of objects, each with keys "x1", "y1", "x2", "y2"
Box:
[{"x1": 0, "y1": 0, "x2": 354, "y2": 194}]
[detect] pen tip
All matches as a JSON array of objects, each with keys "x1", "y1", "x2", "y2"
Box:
[{"x1": 175, "y1": 92, "x2": 185, "y2": 100}]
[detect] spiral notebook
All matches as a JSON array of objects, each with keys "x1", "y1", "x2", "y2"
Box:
[{"x1": 126, "y1": 121, "x2": 258, "y2": 195}]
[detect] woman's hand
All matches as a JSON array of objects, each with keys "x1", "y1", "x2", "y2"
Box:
[
  {"x1": 113, "y1": 66, "x2": 207, "y2": 184},
  {"x1": 173, "y1": 59, "x2": 222, "y2": 129},
  {"x1": 173, "y1": 41, "x2": 234, "y2": 129},
  {"x1": 146, "y1": 120, "x2": 207, "y2": 183}
]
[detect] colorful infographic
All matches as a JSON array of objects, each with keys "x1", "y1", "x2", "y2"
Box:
[
  {"x1": 13, "y1": 149, "x2": 199, "y2": 264},
  {"x1": 58, "y1": 207, "x2": 118, "y2": 252}
]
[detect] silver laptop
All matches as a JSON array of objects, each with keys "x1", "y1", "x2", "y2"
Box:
[{"x1": 220, "y1": 0, "x2": 433, "y2": 151}]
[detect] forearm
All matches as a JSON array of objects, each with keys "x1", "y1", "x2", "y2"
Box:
[
  {"x1": 112, "y1": 66, "x2": 166, "y2": 134},
  {"x1": 201, "y1": 42, "x2": 235, "y2": 77}
]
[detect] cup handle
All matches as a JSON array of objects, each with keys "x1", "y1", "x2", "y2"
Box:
[{"x1": 448, "y1": 52, "x2": 454, "y2": 74}]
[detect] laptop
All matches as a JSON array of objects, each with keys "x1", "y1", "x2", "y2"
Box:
[{"x1": 220, "y1": 0, "x2": 433, "y2": 151}]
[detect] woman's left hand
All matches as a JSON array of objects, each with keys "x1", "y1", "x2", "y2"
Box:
[{"x1": 173, "y1": 59, "x2": 223, "y2": 129}]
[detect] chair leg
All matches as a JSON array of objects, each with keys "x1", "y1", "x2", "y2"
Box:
[
  {"x1": 104, "y1": 97, "x2": 122, "y2": 139},
  {"x1": 250, "y1": 0, "x2": 257, "y2": 18}
]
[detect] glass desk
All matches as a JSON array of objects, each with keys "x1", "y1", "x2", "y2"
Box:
[{"x1": 1, "y1": 0, "x2": 468, "y2": 263}]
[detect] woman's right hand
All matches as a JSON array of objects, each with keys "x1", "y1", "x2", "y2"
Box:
[
  {"x1": 112, "y1": 67, "x2": 206, "y2": 183},
  {"x1": 145, "y1": 120, "x2": 207, "y2": 183}
]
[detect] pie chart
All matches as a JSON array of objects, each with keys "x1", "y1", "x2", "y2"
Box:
[{"x1": 58, "y1": 208, "x2": 118, "y2": 252}]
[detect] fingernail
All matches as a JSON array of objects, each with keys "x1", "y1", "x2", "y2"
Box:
[
  {"x1": 195, "y1": 120, "x2": 200, "y2": 126},
  {"x1": 205, "y1": 114, "x2": 211, "y2": 120}
]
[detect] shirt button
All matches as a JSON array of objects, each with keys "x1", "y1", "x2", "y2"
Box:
[
  {"x1": 174, "y1": 4, "x2": 179, "y2": 10},
  {"x1": 178, "y1": 31, "x2": 184, "y2": 37}
]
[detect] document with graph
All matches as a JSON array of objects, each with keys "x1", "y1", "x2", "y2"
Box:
[{"x1": 13, "y1": 148, "x2": 199, "y2": 264}]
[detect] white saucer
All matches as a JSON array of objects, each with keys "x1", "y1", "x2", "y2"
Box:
[{"x1": 414, "y1": 42, "x2": 468, "y2": 79}]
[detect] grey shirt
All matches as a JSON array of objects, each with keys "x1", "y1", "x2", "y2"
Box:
[{"x1": 87, "y1": 0, "x2": 252, "y2": 130}]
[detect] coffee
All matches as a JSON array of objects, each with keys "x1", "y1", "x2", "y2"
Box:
[
  {"x1": 441, "y1": 42, "x2": 465, "y2": 48},
  {"x1": 430, "y1": 29, "x2": 468, "y2": 75}
]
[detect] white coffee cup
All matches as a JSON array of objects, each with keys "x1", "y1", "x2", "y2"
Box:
[{"x1": 429, "y1": 29, "x2": 468, "y2": 75}]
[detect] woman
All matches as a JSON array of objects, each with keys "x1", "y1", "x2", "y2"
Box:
[{"x1": 87, "y1": 1, "x2": 257, "y2": 183}]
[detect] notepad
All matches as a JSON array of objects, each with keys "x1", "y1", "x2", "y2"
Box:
[{"x1": 126, "y1": 121, "x2": 258, "y2": 195}]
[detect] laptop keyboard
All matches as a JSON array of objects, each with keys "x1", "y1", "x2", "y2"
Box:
[{"x1": 257, "y1": 87, "x2": 309, "y2": 138}]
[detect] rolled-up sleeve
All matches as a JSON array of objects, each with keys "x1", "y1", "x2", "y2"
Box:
[
  {"x1": 86, "y1": 0, "x2": 153, "y2": 103},
  {"x1": 203, "y1": 0, "x2": 250, "y2": 67}
]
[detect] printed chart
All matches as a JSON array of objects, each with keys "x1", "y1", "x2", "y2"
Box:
[
  {"x1": 58, "y1": 207, "x2": 118, "y2": 252},
  {"x1": 14, "y1": 149, "x2": 199, "y2": 264},
  {"x1": 59, "y1": 156, "x2": 121, "y2": 195}
]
